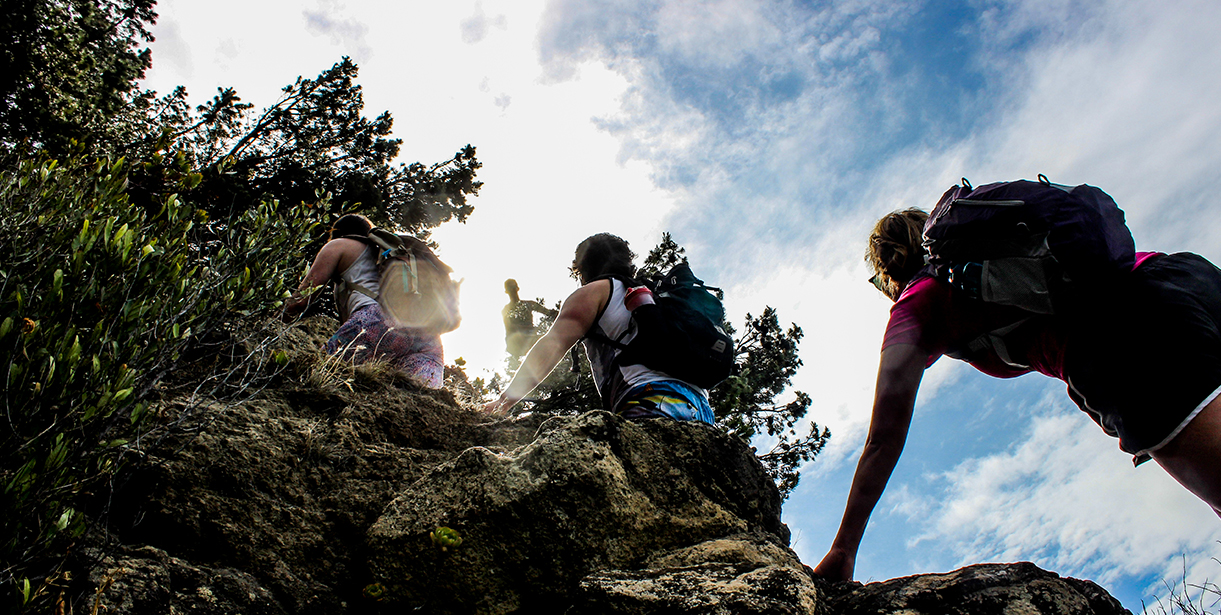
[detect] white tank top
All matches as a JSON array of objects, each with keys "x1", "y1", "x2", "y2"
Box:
[
  {"x1": 582, "y1": 278, "x2": 701, "y2": 410},
  {"x1": 337, "y1": 245, "x2": 379, "y2": 319}
]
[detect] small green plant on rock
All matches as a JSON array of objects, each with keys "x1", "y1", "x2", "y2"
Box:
[
  {"x1": 363, "y1": 582, "x2": 386, "y2": 601},
  {"x1": 430, "y1": 527, "x2": 463, "y2": 552}
]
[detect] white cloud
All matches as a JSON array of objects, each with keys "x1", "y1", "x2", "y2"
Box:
[
  {"x1": 910, "y1": 393, "x2": 1221, "y2": 586},
  {"x1": 148, "y1": 20, "x2": 194, "y2": 79},
  {"x1": 461, "y1": 1, "x2": 508, "y2": 45},
  {"x1": 215, "y1": 38, "x2": 240, "y2": 61},
  {"x1": 654, "y1": 0, "x2": 779, "y2": 67},
  {"x1": 303, "y1": 0, "x2": 372, "y2": 62}
]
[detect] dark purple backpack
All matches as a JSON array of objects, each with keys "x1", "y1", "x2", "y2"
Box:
[
  {"x1": 921, "y1": 175, "x2": 1135, "y2": 367},
  {"x1": 923, "y1": 175, "x2": 1135, "y2": 315}
]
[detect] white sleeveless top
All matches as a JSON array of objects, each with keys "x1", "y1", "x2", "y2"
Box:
[
  {"x1": 581, "y1": 278, "x2": 704, "y2": 410},
  {"x1": 336, "y1": 245, "x2": 380, "y2": 319}
]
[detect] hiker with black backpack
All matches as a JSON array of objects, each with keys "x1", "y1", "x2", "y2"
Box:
[
  {"x1": 815, "y1": 179, "x2": 1221, "y2": 582},
  {"x1": 282, "y1": 213, "x2": 457, "y2": 388},
  {"x1": 483, "y1": 233, "x2": 731, "y2": 421}
]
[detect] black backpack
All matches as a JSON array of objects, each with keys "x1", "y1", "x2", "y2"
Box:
[
  {"x1": 920, "y1": 175, "x2": 1135, "y2": 365},
  {"x1": 587, "y1": 262, "x2": 734, "y2": 390}
]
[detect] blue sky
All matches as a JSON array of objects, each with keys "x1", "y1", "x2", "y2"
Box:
[{"x1": 142, "y1": 0, "x2": 1221, "y2": 609}]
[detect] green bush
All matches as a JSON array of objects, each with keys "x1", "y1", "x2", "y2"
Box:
[{"x1": 0, "y1": 153, "x2": 324, "y2": 608}]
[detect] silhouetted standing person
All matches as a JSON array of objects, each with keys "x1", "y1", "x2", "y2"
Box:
[{"x1": 502, "y1": 279, "x2": 557, "y2": 360}]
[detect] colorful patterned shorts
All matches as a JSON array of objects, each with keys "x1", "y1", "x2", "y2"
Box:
[
  {"x1": 325, "y1": 305, "x2": 444, "y2": 388},
  {"x1": 618, "y1": 380, "x2": 715, "y2": 425}
]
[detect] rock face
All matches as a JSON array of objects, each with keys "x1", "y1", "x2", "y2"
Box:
[
  {"x1": 84, "y1": 545, "x2": 282, "y2": 615},
  {"x1": 823, "y1": 562, "x2": 1130, "y2": 615},
  {"x1": 81, "y1": 330, "x2": 1132, "y2": 614},
  {"x1": 365, "y1": 411, "x2": 787, "y2": 611},
  {"x1": 572, "y1": 532, "x2": 823, "y2": 614}
]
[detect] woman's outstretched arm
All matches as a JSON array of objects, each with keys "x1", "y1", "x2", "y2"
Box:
[{"x1": 814, "y1": 342, "x2": 928, "y2": 581}]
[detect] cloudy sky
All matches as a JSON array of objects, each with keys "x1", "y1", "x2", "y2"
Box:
[{"x1": 142, "y1": 0, "x2": 1221, "y2": 608}]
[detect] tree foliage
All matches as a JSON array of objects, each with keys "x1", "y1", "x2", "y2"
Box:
[
  {"x1": 0, "y1": 6, "x2": 483, "y2": 607},
  {"x1": 4, "y1": 5, "x2": 482, "y2": 236},
  {"x1": 117, "y1": 58, "x2": 481, "y2": 237},
  {"x1": 0, "y1": 153, "x2": 326, "y2": 609},
  {"x1": 0, "y1": 0, "x2": 157, "y2": 153}
]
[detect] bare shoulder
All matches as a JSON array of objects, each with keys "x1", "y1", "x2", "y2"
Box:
[
  {"x1": 304, "y1": 238, "x2": 370, "y2": 285},
  {"x1": 328, "y1": 237, "x2": 370, "y2": 266},
  {"x1": 561, "y1": 279, "x2": 612, "y2": 319},
  {"x1": 322, "y1": 237, "x2": 369, "y2": 255}
]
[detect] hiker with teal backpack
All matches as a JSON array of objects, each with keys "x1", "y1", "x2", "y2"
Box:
[
  {"x1": 815, "y1": 178, "x2": 1221, "y2": 582},
  {"x1": 283, "y1": 213, "x2": 460, "y2": 389},
  {"x1": 483, "y1": 233, "x2": 733, "y2": 421}
]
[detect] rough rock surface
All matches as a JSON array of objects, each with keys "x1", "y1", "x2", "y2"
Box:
[
  {"x1": 571, "y1": 532, "x2": 822, "y2": 614},
  {"x1": 823, "y1": 562, "x2": 1131, "y2": 615},
  {"x1": 77, "y1": 318, "x2": 1132, "y2": 614},
  {"x1": 85, "y1": 544, "x2": 283, "y2": 615},
  {"x1": 96, "y1": 318, "x2": 548, "y2": 612},
  {"x1": 366, "y1": 411, "x2": 785, "y2": 611}
]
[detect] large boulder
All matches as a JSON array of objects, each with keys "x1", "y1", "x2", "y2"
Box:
[
  {"x1": 571, "y1": 532, "x2": 822, "y2": 614},
  {"x1": 365, "y1": 410, "x2": 787, "y2": 612},
  {"x1": 821, "y1": 562, "x2": 1132, "y2": 615},
  {"x1": 86, "y1": 544, "x2": 284, "y2": 615},
  {"x1": 106, "y1": 371, "x2": 544, "y2": 612}
]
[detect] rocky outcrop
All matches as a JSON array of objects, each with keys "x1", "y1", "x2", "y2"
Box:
[
  {"x1": 822, "y1": 562, "x2": 1130, "y2": 615},
  {"x1": 80, "y1": 324, "x2": 1131, "y2": 614},
  {"x1": 84, "y1": 545, "x2": 282, "y2": 615},
  {"x1": 572, "y1": 532, "x2": 822, "y2": 614},
  {"x1": 102, "y1": 370, "x2": 546, "y2": 612},
  {"x1": 365, "y1": 412, "x2": 787, "y2": 611}
]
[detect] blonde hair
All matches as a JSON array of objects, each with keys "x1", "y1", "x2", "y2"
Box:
[{"x1": 866, "y1": 208, "x2": 929, "y2": 300}]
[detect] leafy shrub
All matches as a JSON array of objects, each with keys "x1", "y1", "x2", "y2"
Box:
[{"x1": 0, "y1": 153, "x2": 324, "y2": 608}]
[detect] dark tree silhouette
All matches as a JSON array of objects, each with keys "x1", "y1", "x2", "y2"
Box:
[{"x1": 0, "y1": 0, "x2": 158, "y2": 153}]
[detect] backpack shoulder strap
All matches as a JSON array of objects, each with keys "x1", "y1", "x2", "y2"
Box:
[{"x1": 341, "y1": 279, "x2": 377, "y2": 299}]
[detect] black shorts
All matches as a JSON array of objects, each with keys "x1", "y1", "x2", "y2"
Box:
[{"x1": 1065, "y1": 252, "x2": 1221, "y2": 461}]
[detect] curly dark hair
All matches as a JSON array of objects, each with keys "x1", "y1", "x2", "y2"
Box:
[
  {"x1": 330, "y1": 213, "x2": 373, "y2": 240},
  {"x1": 572, "y1": 233, "x2": 637, "y2": 284}
]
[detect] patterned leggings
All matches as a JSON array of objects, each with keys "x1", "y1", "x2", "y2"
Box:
[{"x1": 325, "y1": 305, "x2": 444, "y2": 388}]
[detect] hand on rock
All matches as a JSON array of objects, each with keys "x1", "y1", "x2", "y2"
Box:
[
  {"x1": 813, "y1": 547, "x2": 855, "y2": 582},
  {"x1": 483, "y1": 397, "x2": 510, "y2": 416}
]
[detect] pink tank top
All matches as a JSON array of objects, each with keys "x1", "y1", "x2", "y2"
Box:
[{"x1": 882, "y1": 252, "x2": 1162, "y2": 380}]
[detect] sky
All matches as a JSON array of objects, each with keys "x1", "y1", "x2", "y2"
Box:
[{"x1": 141, "y1": 0, "x2": 1221, "y2": 610}]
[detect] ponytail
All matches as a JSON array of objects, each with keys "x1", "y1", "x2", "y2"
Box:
[{"x1": 866, "y1": 208, "x2": 929, "y2": 300}]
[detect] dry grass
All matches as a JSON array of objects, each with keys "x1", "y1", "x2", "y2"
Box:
[{"x1": 1144, "y1": 551, "x2": 1221, "y2": 615}]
